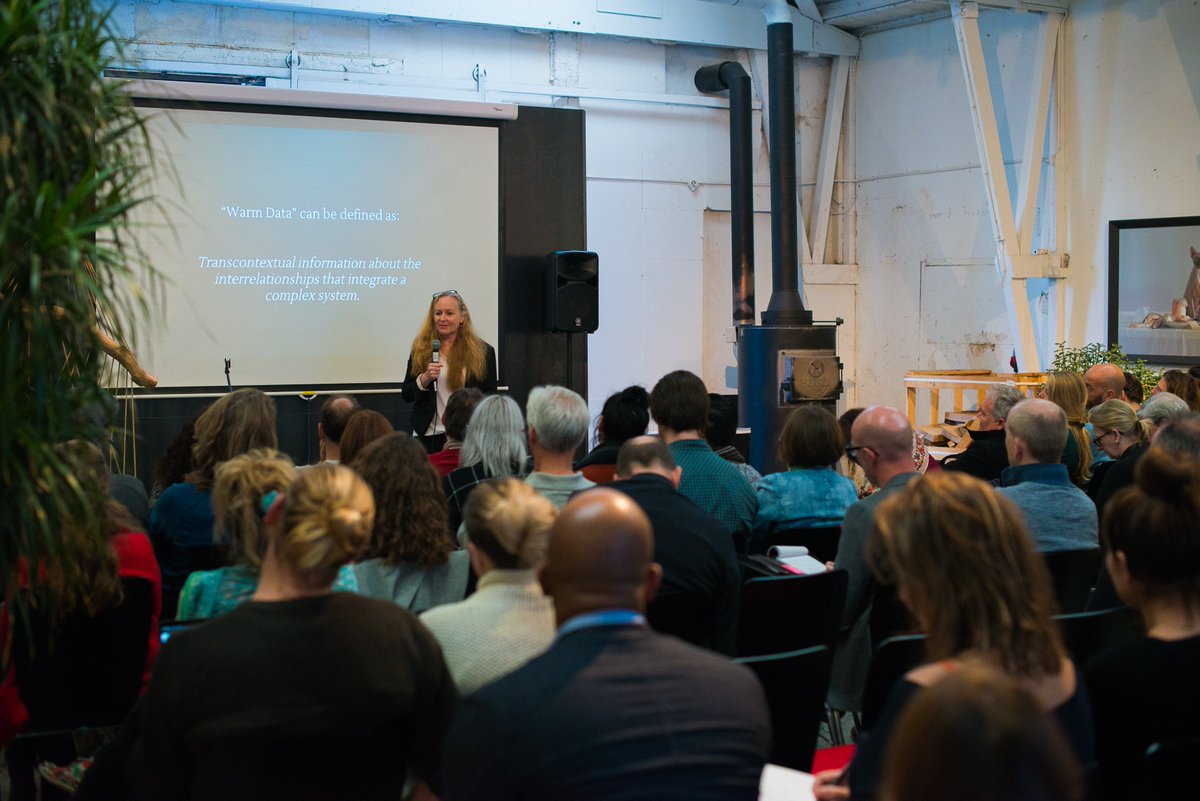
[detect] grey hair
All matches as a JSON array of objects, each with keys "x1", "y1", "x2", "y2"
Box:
[
  {"x1": 1154, "y1": 413, "x2": 1200, "y2": 459},
  {"x1": 1139, "y1": 392, "x2": 1190, "y2": 427},
  {"x1": 987, "y1": 383, "x2": 1024, "y2": 422},
  {"x1": 1005, "y1": 399, "x2": 1067, "y2": 464},
  {"x1": 459, "y1": 395, "x2": 529, "y2": 479},
  {"x1": 526, "y1": 385, "x2": 590, "y2": 454}
]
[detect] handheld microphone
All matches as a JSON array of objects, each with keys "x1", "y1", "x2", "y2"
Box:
[{"x1": 431, "y1": 340, "x2": 441, "y2": 392}]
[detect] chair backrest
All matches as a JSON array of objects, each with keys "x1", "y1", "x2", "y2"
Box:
[
  {"x1": 646, "y1": 589, "x2": 714, "y2": 649},
  {"x1": 764, "y1": 526, "x2": 842, "y2": 563},
  {"x1": 1144, "y1": 737, "x2": 1200, "y2": 798},
  {"x1": 861, "y1": 634, "x2": 927, "y2": 732},
  {"x1": 1055, "y1": 606, "x2": 1142, "y2": 668},
  {"x1": 1041, "y1": 548, "x2": 1103, "y2": 614},
  {"x1": 12, "y1": 577, "x2": 154, "y2": 731},
  {"x1": 737, "y1": 645, "x2": 834, "y2": 772},
  {"x1": 736, "y1": 570, "x2": 848, "y2": 658}
]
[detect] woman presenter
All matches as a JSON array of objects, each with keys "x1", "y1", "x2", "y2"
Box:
[{"x1": 403, "y1": 290, "x2": 497, "y2": 452}]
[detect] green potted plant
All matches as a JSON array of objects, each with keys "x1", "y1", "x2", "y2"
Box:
[
  {"x1": 1, "y1": 0, "x2": 158, "y2": 610},
  {"x1": 1050, "y1": 342, "x2": 1161, "y2": 398}
]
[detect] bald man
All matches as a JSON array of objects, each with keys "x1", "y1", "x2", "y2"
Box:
[
  {"x1": 442, "y1": 489, "x2": 771, "y2": 801},
  {"x1": 1084, "y1": 364, "x2": 1126, "y2": 465},
  {"x1": 829, "y1": 406, "x2": 921, "y2": 713}
]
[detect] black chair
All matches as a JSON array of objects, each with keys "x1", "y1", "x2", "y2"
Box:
[
  {"x1": 763, "y1": 526, "x2": 842, "y2": 563},
  {"x1": 1055, "y1": 606, "x2": 1142, "y2": 669},
  {"x1": 1041, "y1": 548, "x2": 1103, "y2": 614},
  {"x1": 860, "y1": 634, "x2": 927, "y2": 733},
  {"x1": 646, "y1": 590, "x2": 714, "y2": 650},
  {"x1": 737, "y1": 645, "x2": 834, "y2": 772},
  {"x1": 736, "y1": 570, "x2": 848, "y2": 658},
  {"x1": 1144, "y1": 737, "x2": 1200, "y2": 798}
]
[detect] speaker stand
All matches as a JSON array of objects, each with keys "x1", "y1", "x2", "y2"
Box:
[{"x1": 565, "y1": 331, "x2": 574, "y2": 391}]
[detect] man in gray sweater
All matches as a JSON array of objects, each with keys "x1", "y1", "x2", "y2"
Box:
[{"x1": 997, "y1": 398, "x2": 1098, "y2": 552}]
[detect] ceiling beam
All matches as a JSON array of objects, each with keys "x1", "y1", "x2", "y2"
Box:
[{"x1": 177, "y1": 0, "x2": 860, "y2": 57}]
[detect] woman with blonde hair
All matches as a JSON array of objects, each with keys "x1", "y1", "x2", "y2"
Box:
[
  {"x1": 420, "y1": 478, "x2": 558, "y2": 694},
  {"x1": 150, "y1": 388, "x2": 278, "y2": 614},
  {"x1": 1039, "y1": 371, "x2": 1092, "y2": 487},
  {"x1": 175, "y1": 449, "x2": 357, "y2": 620},
  {"x1": 1087, "y1": 399, "x2": 1153, "y2": 515},
  {"x1": 129, "y1": 464, "x2": 456, "y2": 800},
  {"x1": 353, "y1": 432, "x2": 469, "y2": 612},
  {"x1": 813, "y1": 471, "x2": 1093, "y2": 801},
  {"x1": 402, "y1": 290, "x2": 497, "y2": 452}
]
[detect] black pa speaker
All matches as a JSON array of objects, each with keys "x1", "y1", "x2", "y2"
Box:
[{"x1": 546, "y1": 251, "x2": 599, "y2": 333}]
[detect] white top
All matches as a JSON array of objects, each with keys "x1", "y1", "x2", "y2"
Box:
[{"x1": 419, "y1": 569, "x2": 556, "y2": 695}]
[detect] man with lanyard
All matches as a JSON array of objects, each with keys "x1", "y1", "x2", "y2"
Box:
[{"x1": 441, "y1": 488, "x2": 771, "y2": 801}]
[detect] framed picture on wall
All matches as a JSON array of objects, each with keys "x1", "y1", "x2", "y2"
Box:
[{"x1": 1108, "y1": 215, "x2": 1200, "y2": 366}]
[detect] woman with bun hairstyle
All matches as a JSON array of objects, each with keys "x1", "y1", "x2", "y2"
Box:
[
  {"x1": 176, "y1": 449, "x2": 358, "y2": 620},
  {"x1": 813, "y1": 471, "x2": 1093, "y2": 801},
  {"x1": 402, "y1": 290, "x2": 497, "y2": 452},
  {"x1": 420, "y1": 478, "x2": 557, "y2": 694},
  {"x1": 352, "y1": 432, "x2": 469, "y2": 613},
  {"x1": 1087, "y1": 399, "x2": 1154, "y2": 516},
  {"x1": 1085, "y1": 448, "x2": 1200, "y2": 801},
  {"x1": 129, "y1": 464, "x2": 457, "y2": 801},
  {"x1": 574, "y1": 385, "x2": 650, "y2": 484},
  {"x1": 1038, "y1": 371, "x2": 1092, "y2": 488}
]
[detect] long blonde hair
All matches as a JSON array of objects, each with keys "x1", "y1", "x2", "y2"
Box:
[
  {"x1": 276, "y1": 464, "x2": 374, "y2": 588},
  {"x1": 211, "y1": 449, "x2": 295, "y2": 569},
  {"x1": 869, "y1": 472, "x2": 1065, "y2": 677},
  {"x1": 1041, "y1": 371, "x2": 1092, "y2": 484},
  {"x1": 408, "y1": 292, "x2": 487, "y2": 389}
]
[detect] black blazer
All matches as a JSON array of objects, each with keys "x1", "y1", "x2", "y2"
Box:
[{"x1": 401, "y1": 342, "x2": 497, "y2": 436}]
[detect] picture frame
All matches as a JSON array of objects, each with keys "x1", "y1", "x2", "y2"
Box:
[{"x1": 1108, "y1": 215, "x2": 1200, "y2": 366}]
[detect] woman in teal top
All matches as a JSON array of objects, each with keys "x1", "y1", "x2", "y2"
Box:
[
  {"x1": 751, "y1": 405, "x2": 858, "y2": 552},
  {"x1": 177, "y1": 449, "x2": 357, "y2": 620}
]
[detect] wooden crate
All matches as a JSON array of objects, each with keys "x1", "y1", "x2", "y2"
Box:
[{"x1": 904, "y1": 370, "x2": 1045, "y2": 430}]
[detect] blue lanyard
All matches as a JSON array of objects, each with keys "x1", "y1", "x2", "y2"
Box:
[{"x1": 556, "y1": 609, "x2": 646, "y2": 641}]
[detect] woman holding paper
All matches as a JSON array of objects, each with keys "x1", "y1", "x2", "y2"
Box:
[{"x1": 402, "y1": 290, "x2": 497, "y2": 452}]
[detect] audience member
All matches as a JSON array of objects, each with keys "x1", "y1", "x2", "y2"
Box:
[
  {"x1": 575, "y1": 385, "x2": 650, "y2": 484},
  {"x1": 353, "y1": 432, "x2": 468, "y2": 613},
  {"x1": 878, "y1": 666, "x2": 1083, "y2": 801},
  {"x1": 1085, "y1": 448, "x2": 1200, "y2": 801},
  {"x1": 818, "y1": 472, "x2": 1093, "y2": 801},
  {"x1": 2, "y1": 441, "x2": 160, "y2": 801},
  {"x1": 1138, "y1": 391, "x2": 1190, "y2": 433},
  {"x1": 751, "y1": 405, "x2": 857, "y2": 551},
  {"x1": 428, "y1": 388, "x2": 483, "y2": 478},
  {"x1": 420, "y1": 479, "x2": 557, "y2": 695},
  {"x1": 335, "y1": 408, "x2": 393, "y2": 466},
  {"x1": 609, "y1": 436, "x2": 740, "y2": 654},
  {"x1": 149, "y1": 416, "x2": 196, "y2": 508},
  {"x1": 524, "y1": 385, "x2": 595, "y2": 508},
  {"x1": 1121, "y1": 370, "x2": 1143, "y2": 411},
  {"x1": 176, "y1": 449, "x2": 357, "y2": 619},
  {"x1": 650, "y1": 370, "x2": 756, "y2": 548},
  {"x1": 303, "y1": 393, "x2": 357, "y2": 467},
  {"x1": 150, "y1": 388, "x2": 277, "y2": 615},
  {"x1": 1087, "y1": 399, "x2": 1153, "y2": 515},
  {"x1": 441, "y1": 489, "x2": 771, "y2": 801},
  {"x1": 1038, "y1": 371, "x2": 1093, "y2": 488},
  {"x1": 830, "y1": 406, "x2": 921, "y2": 713},
  {"x1": 127, "y1": 464, "x2": 457, "y2": 801},
  {"x1": 706, "y1": 394, "x2": 763, "y2": 489},
  {"x1": 1152, "y1": 412, "x2": 1200, "y2": 460},
  {"x1": 1084, "y1": 364, "x2": 1126, "y2": 409},
  {"x1": 1153, "y1": 368, "x2": 1200, "y2": 411},
  {"x1": 444, "y1": 394, "x2": 529, "y2": 530},
  {"x1": 940, "y1": 382, "x2": 1021, "y2": 481},
  {"x1": 997, "y1": 399, "x2": 1098, "y2": 552}
]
